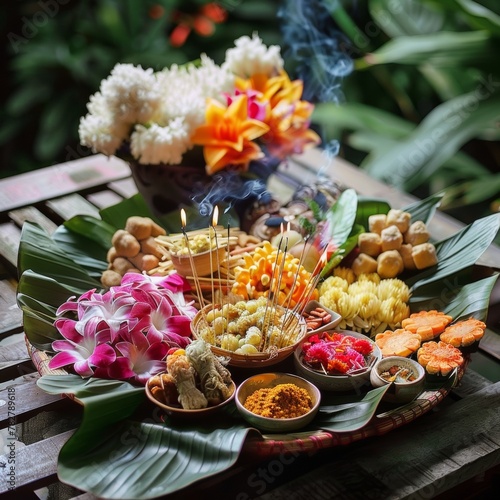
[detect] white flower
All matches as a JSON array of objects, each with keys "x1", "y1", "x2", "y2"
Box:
[
  {"x1": 130, "y1": 119, "x2": 191, "y2": 165},
  {"x1": 223, "y1": 33, "x2": 284, "y2": 78},
  {"x1": 100, "y1": 63, "x2": 162, "y2": 124},
  {"x1": 79, "y1": 112, "x2": 129, "y2": 156}
]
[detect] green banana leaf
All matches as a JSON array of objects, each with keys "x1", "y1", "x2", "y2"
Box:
[
  {"x1": 315, "y1": 385, "x2": 390, "y2": 432},
  {"x1": 356, "y1": 30, "x2": 495, "y2": 70},
  {"x1": 363, "y1": 90, "x2": 500, "y2": 191}
]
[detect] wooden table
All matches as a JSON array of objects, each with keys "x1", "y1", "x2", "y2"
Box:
[{"x1": 1, "y1": 151, "x2": 500, "y2": 499}]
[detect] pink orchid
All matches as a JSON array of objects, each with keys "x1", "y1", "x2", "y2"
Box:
[{"x1": 50, "y1": 272, "x2": 196, "y2": 385}]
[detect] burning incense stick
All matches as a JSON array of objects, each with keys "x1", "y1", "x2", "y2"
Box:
[{"x1": 180, "y1": 209, "x2": 205, "y2": 311}]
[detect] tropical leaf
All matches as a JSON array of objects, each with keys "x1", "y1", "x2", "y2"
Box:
[
  {"x1": 364, "y1": 90, "x2": 500, "y2": 191},
  {"x1": 17, "y1": 309, "x2": 59, "y2": 351},
  {"x1": 62, "y1": 215, "x2": 116, "y2": 249},
  {"x1": 443, "y1": 0, "x2": 500, "y2": 35},
  {"x1": 18, "y1": 222, "x2": 101, "y2": 291},
  {"x1": 402, "y1": 192, "x2": 444, "y2": 225},
  {"x1": 38, "y1": 375, "x2": 251, "y2": 500},
  {"x1": 410, "y1": 273, "x2": 499, "y2": 321},
  {"x1": 325, "y1": 188, "x2": 358, "y2": 246},
  {"x1": 356, "y1": 30, "x2": 493, "y2": 69},
  {"x1": 315, "y1": 385, "x2": 390, "y2": 432}
]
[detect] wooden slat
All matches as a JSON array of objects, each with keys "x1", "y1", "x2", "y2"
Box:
[
  {"x1": 0, "y1": 430, "x2": 74, "y2": 494},
  {"x1": 0, "y1": 155, "x2": 130, "y2": 212},
  {"x1": 8, "y1": 206, "x2": 58, "y2": 235},
  {"x1": 0, "y1": 377, "x2": 72, "y2": 428},
  {"x1": 86, "y1": 189, "x2": 124, "y2": 209},
  {"x1": 46, "y1": 193, "x2": 100, "y2": 221},
  {"x1": 107, "y1": 177, "x2": 138, "y2": 199},
  {"x1": 0, "y1": 340, "x2": 30, "y2": 372},
  {"x1": 0, "y1": 280, "x2": 23, "y2": 338},
  {"x1": 0, "y1": 223, "x2": 22, "y2": 269}
]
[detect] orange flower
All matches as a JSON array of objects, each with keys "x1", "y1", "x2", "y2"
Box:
[
  {"x1": 191, "y1": 95, "x2": 269, "y2": 175},
  {"x1": 237, "y1": 72, "x2": 321, "y2": 159}
]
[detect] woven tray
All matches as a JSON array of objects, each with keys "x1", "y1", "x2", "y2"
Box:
[{"x1": 26, "y1": 336, "x2": 463, "y2": 457}]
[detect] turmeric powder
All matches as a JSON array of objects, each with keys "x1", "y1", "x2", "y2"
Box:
[{"x1": 243, "y1": 383, "x2": 312, "y2": 419}]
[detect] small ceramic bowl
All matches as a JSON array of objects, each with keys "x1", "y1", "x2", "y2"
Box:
[
  {"x1": 370, "y1": 356, "x2": 425, "y2": 404},
  {"x1": 293, "y1": 330, "x2": 382, "y2": 392},
  {"x1": 302, "y1": 300, "x2": 342, "y2": 334},
  {"x1": 235, "y1": 372, "x2": 321, "y2": 433},
  {"x1": 145, "y1": 373, "x2": 236, "y2": 419}
]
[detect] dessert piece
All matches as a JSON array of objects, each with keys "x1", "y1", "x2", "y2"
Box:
[
  {"x1": 399, "y1": 243, "x2": 417, "y2": 271},
  {"x1": 381, "y1": 225, "x2": 403, "y2": 252},
  {"x1": 375, "y1": 328, "x2": 422, "y2": 357},
  {"x1": 386, "y1": 209, "x2": 411, "y2": 234},
  {"x1": 368, "y1": 214, "x2": 387, "y2": 234},
  {"x1": 377, "y1": 250, "x2": 404, "y2": 279},
  {"x1": 412, "y1": 242, "x2": 438, "y2": 270},
  {"x1": 352, "y1": 253, "x2": 378, "y2": 276},
  {"x1": 417, "y1": 340, "x2": 464, "y2": 376},
  {"x1": 358, "y1": 232, "x2": 382, "y2": 257},
  {"x1": 440, "y1": 318, "x2": 486, "y2": 347},
  {"x1": 404, "y1": 220, "x2": 430, "y2": 246},
  {"x1": 401, "y1": 310, "x2": 452, "y2": 341}
]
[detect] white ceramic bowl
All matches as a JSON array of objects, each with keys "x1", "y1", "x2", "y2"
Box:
[
  {"x1": 293, "y1": 330, "x2": 382, "y2": 392},
  {"x1": 370, "y1": 356, "x2": 425, "y2": 404},
  {"x1": 235, "y1": 372, "x2": 321, "y2": 433}
]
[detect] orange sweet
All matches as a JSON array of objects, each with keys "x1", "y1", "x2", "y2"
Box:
[
  {"x1": 375, "y1": 328, "x2": 422, "y2": 358},
  {"x1": 401, "y1": 310, "x2": 453, "y2": 341},
  {"x1": 417, "y1": 340, "x2": 464, "y2": 376},
  {"x1": 440, "y1": 318, "x2": 486, "y2": 347}
]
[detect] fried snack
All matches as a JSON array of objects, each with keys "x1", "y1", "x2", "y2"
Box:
[
  {"x1": 399, "y1": 243, "x2": 417, "y2": 271},
  {"x1": 381, "y1": 225, "x2": 403, "y2": 252},
  {"x1": 386, "y1": 209, "x2": 411, "y2": 234},
  {"x1": 404, "y1": 220, "x2": 430, "y2": 246},
  {"x1": 148, "y1": 372, "x2": 179, "y2": 406},
  {"x1": 417, "y1": 340, "x2": 464, "y2": 376},
  {"x1": 368, "y1": 214, "x2": 387, "y2": 234},
  {"x1": 377, "y1": 250, "x2": 404, "y2": 279},
  {"x1": 125, "y1": 216, "x2": 166, "y2": 240},
  {"x1": 185, "y1": 339, "x2": 233, "y2": 405},
  {"x1": 166, "y1": 350, "x2": 208, "y2": 409},
  {"x1": 412, "y1": 242, "x2": 438, "y2": 270},
  {"x1": 352, "y1": 253, "x2": 378, "y2": 276},
  {"x1": 375, "y1": 328, "x2": 421, "y2": 357},
  {"x1": 440, "y1": 318, "x2": 486, "y2": 347},
  {"x1": 111, "y1": 229, "x2": 141, "y2": 258},
  {"x1": 401, "y1": 310, "x2": 452, "y2": 341},
  {"x1": 358, "y1": 232, "x2": 382, "y2": 257}
]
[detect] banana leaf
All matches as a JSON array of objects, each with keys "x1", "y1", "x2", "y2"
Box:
[
  {"x1": 402, "y1": 192, "x2": 444, "y2": 225},
  {"x1": 18, "y1": 222, "x2": 101, "y2": 291},
  {"x1": 315, "y1": 385, "x2": 390, "y2": 432},
  {"x1": 363, "y1": 90, "x2": 500, "y2": 191}
]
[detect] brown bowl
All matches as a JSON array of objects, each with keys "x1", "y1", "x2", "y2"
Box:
[
  {"x1": 145, "y1": 373, "x2": 236, "y2": 419},
  {"x1": 191, "y1": 303, "x2": 307, "y2": 368},
  {"x1": 169, "y1": 246, "x2": 226, "y2": 277}
]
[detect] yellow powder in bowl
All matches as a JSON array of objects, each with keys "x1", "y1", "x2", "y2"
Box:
[{"x1": 243, "y1": 383, "x2": 313, "y2": 419}]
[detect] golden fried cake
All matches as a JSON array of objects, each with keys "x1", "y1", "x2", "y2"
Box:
[
  {"x1": 375, "y1": 328, "x2": 422, "y2": 358},
  {"x1": 401, "y1": 310, "x2": 452, "y2": 341},
  {"x1": 440, "y1": 318, "x2": 486, "y2": 348},
  {"x1": 417, "y1": 340, "x2": 464, "y2": 376}
]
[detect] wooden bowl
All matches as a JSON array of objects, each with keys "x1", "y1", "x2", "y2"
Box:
[
  {"x1": 191, "y1": 303, "x2": 308, "y2": 368},
  {"x1": 169, "y1": 246, "x2": 226, "y2": 277}
]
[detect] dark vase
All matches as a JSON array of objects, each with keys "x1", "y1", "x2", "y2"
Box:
[
  {"x1": 127, "y1": 148, "x2": 282, "y2": 231},
  {"x1": 128, "y1": 148, "x2": 211, "y2": 216}
]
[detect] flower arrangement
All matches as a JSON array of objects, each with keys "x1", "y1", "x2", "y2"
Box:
[
  {"x1": 79, "y1": 34, "x2": 320, "y2": 176},
  {"x1": 48, "y1": 272, "x2": 197, "y2": 385}
]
